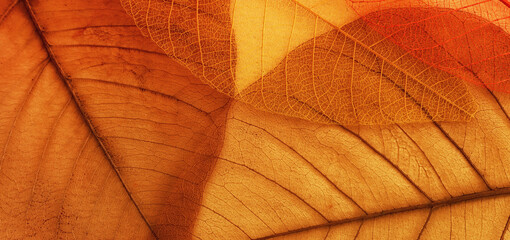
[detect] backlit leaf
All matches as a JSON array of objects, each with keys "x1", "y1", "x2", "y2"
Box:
[
  {"x1": 1, "y1": 0, "x2": 510, "y2": 239},
  {"x1": 117, "y1": 0, "x2": 507, "y2": 124}
]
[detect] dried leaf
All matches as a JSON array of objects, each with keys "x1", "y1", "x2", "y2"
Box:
[
  {"x1": 2, "y1": 0, "x2": 510, "y2": 239},
  {"x1": 117, "y1": 0, "x2": 508, "y2": 124},
  {"x1": 1, "y1": 1, "x2": 229, "y2": 239}
]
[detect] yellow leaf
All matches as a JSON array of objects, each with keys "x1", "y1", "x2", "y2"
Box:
[{"x1": 2, "y1": 0, "x2": 510, "y2": 239}]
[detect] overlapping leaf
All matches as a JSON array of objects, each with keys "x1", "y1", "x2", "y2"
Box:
[
  {"x1": 2, "y1": 0, "x2": 510, "y2": 239},
  {"x1": 117, "y1": 0, "x2": 508, "y2": 124},
  {"x1": 345, "y1": 0, "x2": 510, "y2": 93}
]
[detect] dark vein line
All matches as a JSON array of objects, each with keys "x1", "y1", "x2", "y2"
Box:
[
  {"x1": 22, "y1": 1, "x2": 158, "y2": 238},
  {"x1": 433, "y1": 122, "x2": 491, "y2": 189},
  {"x1": 499, "y1": 0, "x2": 510, "y2": 8},
  {"x1": 323, "y1": 226, "x2": 331, "y2": 240},
  {"x1": 416, "y1": 207, "x2": 433, "y2": 240},
  {"x1": 218, "y1": 157, "x2": 330, "y2": 222},
  {"x1": 500, "y1": 216, "x2": 510, "y2": 240},
  {"x1": 254, "y1": 187, "x2": 510, "y2": 240},
  {"x1": 353, "y1": 220, "x2": 363, "y2": 240},
  {"x1": 232, "y1": 117, "x2": 367, "y2": 215}
]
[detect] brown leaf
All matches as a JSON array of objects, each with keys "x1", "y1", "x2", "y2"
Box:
[
  {"x1": 1, "y1": 0, "x2": 229, "y2": 239},
  {"x1": 0, "y1": 2, "x2": 153, "y2": 239},
  {"x1": 2, "y1": 0, "x2": 510, "y2": 239}
]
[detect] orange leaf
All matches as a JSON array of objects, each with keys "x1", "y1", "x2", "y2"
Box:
[
  {"x1": 118, "y1": 0, "x2": 507, "y2": 124},
  {"x1": 2, "y1": 0, "x2": 510, "y2": 239},
  {"x1": 1, "y1": 0, "x2": 229, "y2": 239}
]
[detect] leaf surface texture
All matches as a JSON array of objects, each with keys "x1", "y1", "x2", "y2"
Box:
[{"x1": 1, "y1": 0, "x2": 510, "y2": 239}]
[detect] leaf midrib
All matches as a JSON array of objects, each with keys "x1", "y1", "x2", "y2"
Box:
[
  {"x1": 254, "y1": 186, "x2": 510, "y2": 240},
  {"x1": 19, "y1": 1, "x2": 508, "y2": 239},
  {"x1": 21, "y1": 1, "x2": 158, "y2": 238}
]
